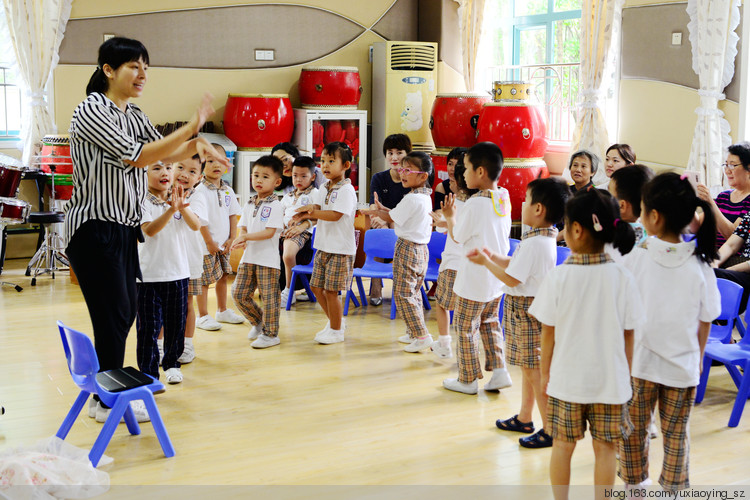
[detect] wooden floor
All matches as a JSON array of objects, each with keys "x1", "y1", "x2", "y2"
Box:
[{"x1": 1, "y1": 257, "x2": 749, "y2": 492}]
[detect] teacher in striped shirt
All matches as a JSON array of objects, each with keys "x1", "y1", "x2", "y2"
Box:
[{"x1": 65, "y1": 37, "x2": 230, "y2": 374}]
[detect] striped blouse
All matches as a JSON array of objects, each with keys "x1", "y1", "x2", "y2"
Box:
[
  {"x1": 714, "y1": 190, "x2": 750, "y2": 248},
  {"x1": 65, "y1": 92, "x2": 161, "y2": 242}
]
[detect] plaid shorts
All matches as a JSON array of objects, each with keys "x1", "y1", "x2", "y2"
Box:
[
  {"x1": 310, "y1": 250, "x2": 354, "y2": 292},
  {"x1": 618, "y1": 378, "x2": 696, "y2": 491},
  {"x1": 283, "y1": 230, "x2": 311, "y2": 249},
  {"x1": 188, "y1": 278, "x2": 203, "y2": 296},
  {"x1": 502, "y1": 295, "x2": 541, "y2": 368},
  {"x1": 547, "y1": 396, "x2": 633, "y2": 444},
  {"x1": 200, "y1": 252, "x2": 232, "y2": 286},
  {"x1": 392, "y1": 238, "x2": 429, "y2": 339},
  {"x1": 435, "y1": 268, "x2": 458, "y2": 310},
  {"x1": 231, "y1": 263, "x2": 281, "y2": 337}
]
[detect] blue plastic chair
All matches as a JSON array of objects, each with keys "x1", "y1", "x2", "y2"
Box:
[
  {"x1": 556, "y1": 246, "x2": 571, "y2": 265},
  {"x1": 695, "y1": 326, "x2": 750, "y2": 427},
  {"x1": 709, "y1": 279, "x2": 744, "y2": 344},
  {"x1": 424, "y1": 231, "x2": 447, "y2": 288},
  {"x1": 55, "y1": 321, "x2": 174, "y2": 467},
  {"x1": 285, "y1": 227, "x2": 318, "y2": 310},
  {"x1": 509, "y1": 238, "x2": 520, "y2": 256}
]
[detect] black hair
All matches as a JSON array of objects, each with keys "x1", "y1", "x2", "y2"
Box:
[
  {"x1": 565, "y1": 187, "x2": 635, "y2": 254},
  {"x1": 447, "y1": 147, "x2": 468, "y2": 163},
  {"x1": 727, "y1": 142, "x2": 750, "y2": 171},
  {"x1": 86, "y1": 37, "x2": 150, "y2": 95},
  {"x1": 323, "y1": 141, "x2": 353, "y2": 175},
  {"x1": 453, "y1": 158, "x2": 478, "y2": 197},
  {"x1": 292, "y1": 155, "x2": 317, "y2": 173},
  {"x1": 641, "y1": 172, "x2": 717, "y2": 264},
  {"x1": 402, "y1": 151, "x2": 434, "y2": 188},
  {"x1": 382, "y1": 134, "x2": 412, "y2": 155},
  {"x1": 253, "y1": 155, "x2": 284, "y2": 177},
  {"x1": 610, "y1": 164, "x2": 654, "y2": 217},
  {"x1": 271, "y1": 142, "x2": 300, "y2": 158},
  {"x1": 527, "y1": 177, "x2": 573, "y2": 225},
  {"x1": 606, "y1": 144, "x2": 636, "y2": 166},
  {"x1": 568, "y1": 149, "x2": 600, "y2": 176},
  {"x1": 466, "y1": 142, "x2": 504, "y2": 182}
]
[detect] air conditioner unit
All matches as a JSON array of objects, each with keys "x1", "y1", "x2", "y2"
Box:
[{"x1": 372, "y1": 41, "x2": 437, "y2": 174}]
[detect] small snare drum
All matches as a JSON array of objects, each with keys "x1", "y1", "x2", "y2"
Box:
[
  {"x1": 0, "y1": 162, "x2": 26, "y2": 198},
  {"x1": 0, "y1": 196, "x2": 31, "y2": 223}
]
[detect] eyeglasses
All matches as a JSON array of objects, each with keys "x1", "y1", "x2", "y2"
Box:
[
  {"x1": 397, "y1": 167, "x2": 424, "y2": 176},
  {"x1": 723, "y1": 162, "x2": 744, "y2": 170}
]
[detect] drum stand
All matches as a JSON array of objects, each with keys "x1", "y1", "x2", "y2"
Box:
[
  {"x1": 0, "y1": 223, "x2": 23, "y2": 292},
  {"x1": 26, "y1": 167, "x2": 68, "y2": 286}
]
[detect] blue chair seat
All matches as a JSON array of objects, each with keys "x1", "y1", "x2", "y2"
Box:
[
  {"x1": 286, "y1": 228, "x2": 318, "y2": 310},
  {"x1": 695, "y1": 335, "x2": 750, "y2": 427}
]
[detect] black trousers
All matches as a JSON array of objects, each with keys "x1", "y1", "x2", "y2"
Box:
[
  {"x1": 714, "y1": 268, "x2": 750, "y2": 314},
  {"x1": 66, "y1": 220, "x2": 142, "y2": 372}
]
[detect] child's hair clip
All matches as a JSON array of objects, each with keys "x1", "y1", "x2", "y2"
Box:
[
  {"x1": 592, "y1": 214, "x2": 603, "y2": 232},
  {"x1": 680, "y1": 173, "x2": 688, "y2": 180},
  {"x1": 613, "y1": 218, "x2": 620, "y2": 227}
]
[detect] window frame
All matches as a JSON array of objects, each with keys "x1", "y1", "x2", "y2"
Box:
[{"x1": 511, "y1": 1, "x2": 582, "y2": 67}]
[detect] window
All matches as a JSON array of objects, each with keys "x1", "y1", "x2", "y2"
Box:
[{"x1": 0, "y1": 10, "x2": 22, "y2": 144}]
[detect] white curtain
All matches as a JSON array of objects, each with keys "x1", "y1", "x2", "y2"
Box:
[
  {"x1": 453, "y1": 0, "x2": 486, "y2": 92},
  {"x1": 571, "y1": 0, "x2": 624, "y2": 187},
  {"x1": 685, "y1": 0, "x2": 741, "y2": 188},
  {"x1": 2, "y1": 0, "x2": 73, "y2": 165}
]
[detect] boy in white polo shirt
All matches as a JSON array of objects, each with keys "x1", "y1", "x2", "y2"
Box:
[
  {"x1": 230, "y1": 155, "x2": 285, "y2": 348},
  {"x1": 194, "y1": 145, "x2": 245, "y2": 331},
  {"x1": 137, "y1": 162, "x2": 201, "y2": 385},
  {"x1": 366, "y1": 151, "x2": 434, "y2": 353},
  {"x1": 440, "y1": 142, "x2": 513, "y2": 395}
]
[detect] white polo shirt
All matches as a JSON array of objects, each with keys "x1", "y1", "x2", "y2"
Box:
[
  {"x1": 281, "y1": 185, "x2": 318, "y2": 232},
  {"x1": 505, "y1": 227, "x2": 558, "y2": 297},
  {"x1": 138, "y1": 193, "x2": 193, "y2": 283},
  {"x1": 437, "y1": 197, "x2": 466, "y2": 273},
  {"x1": 185, "y1": 190, "x2": 207, "y2": 279},
  {"x1": 238, "y1": 194, "x2": 284, "y2": 269},
  {"x1": 193, "y1": 179, "x2": 242, "y2": 254},
  {"x1": 528, "y1": 253, "x2": 644, "y2": 404},
  {"x1": 313, "y1": 179, "x2": 357, "y2": 256},
  {"x1": 390, "y1": 187, "x2": 432, "y2": 244},
  {"x1": 453, "y1": 189, "x2": 512, "y2": 302},
  {"x1": 624, "y1": 238, "x2": 721, "y2": 388}
]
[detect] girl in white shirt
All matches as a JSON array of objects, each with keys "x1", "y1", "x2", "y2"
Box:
[
  {"x1": 619, "y1": 173, "x2": 721, "y2": 492},
  {"x1": 528, "y1": 187, "x2": 641, "y2": 498}
]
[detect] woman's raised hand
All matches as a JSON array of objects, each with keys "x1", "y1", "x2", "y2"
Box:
[{"x1": 190, "y1": 92, "x2": 216, "y2": 135}]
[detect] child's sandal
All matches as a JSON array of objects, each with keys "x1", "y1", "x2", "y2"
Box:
[
  {"x1": 519, "y1": 429, "x2": 553, "y2": 449},
  {"x1": 496, "y1": 414, "x2": 535, "y2": 434}
]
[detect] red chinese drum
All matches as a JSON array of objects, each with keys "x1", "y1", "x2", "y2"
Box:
[
  {"x1": 498, "y1": 158, "x2": 549, "y2": 221},
  {"x1": 41, "y1": 134, "x2": 74, "y2": 200},
  {"x1": 430, "y1": 150, "x2": 449, "y2": 193},
  {"x1": 223, "y1": 94, "x2": 294, "y2": 149},
  {"x1": 299, "y1": 66, "x2": 362, "y2": 109},
  {"x1": 430, "y1": 93, "x2": 491, "y2": 150}
]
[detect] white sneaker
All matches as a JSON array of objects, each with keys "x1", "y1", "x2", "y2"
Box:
[
  {"x1": 443, "y1": 378, "x2": 478, "y2": 394},
  {"x1": 432, "y1": 338, "x2": 453, "y2": 359},
  {"x1": 196, "y1": 315, "x2": 221, "y2": 331},
  {"x1": 404, "y1": 335, "x2": 434, "y2": 353},
  {"x1": 247, "y1": 323, "x2": 264, "y2": 340},
  {"x1": 316, "y1": 328, "x2": 345, "y2": 344},
  {"x1": 165, "y1": 367, "x2": 183, "y2": 384},
  {"x1": 88, "y1": 398, "x2": 98, "y2": 418},
  {"x1": 281, "y1": 287, "x2": 296, "y2": 305},
  {"x1": 484, "y1": 368, "x2": 513, "y2": 391},
  {"x1": 215, "y1": 309, "x2": 245, "y2": 324},
  {"x1": 625, "y1": 478, "x2": 652, "y2": 490},
  {"x1": 251, "y1": 334, "x2": 281, "y2": 349},
  {"x1": 178, "y1": 343, "x2": 195, "y2": 364},
  {"x1": 95, "y1": 401, "x2": 150, "y2": 423},
  {"x1": 297, "y1": 291, "x2": 309, "y2": 301},
  {"x1": 397, "y1": 334, "x2": 412, "y2": 344}
]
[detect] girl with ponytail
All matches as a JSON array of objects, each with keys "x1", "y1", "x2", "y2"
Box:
[{"x1": 618, "y1": 172, "x2": 721, "y2": 491}]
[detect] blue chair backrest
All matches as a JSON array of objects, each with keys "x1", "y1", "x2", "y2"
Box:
[
  {"x1": 717, "y1": 278, "x2": 743, "y2": 322},
  {"x1": 428, "y1": 231, "x2": 447, "y2": 260},
  {"x1": 509, "y1": 238, "x2": 520, "y2": 256},
  {"x1": 362, "y1": 228, "x2": 398, "y2": 261},
  {"x1": 556, "y1": 246, "x2": 571, "y2": 265},
  {"x1": 58, "y1": 321, "x2": 99, "y2": 394}
]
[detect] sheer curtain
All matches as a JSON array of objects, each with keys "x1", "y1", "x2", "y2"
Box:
[
  {"x1": 570, "y1": 0, "x2": 624, "y2": 187},
  {"x1": 685, "y1": 0, "x2": 741, "y2": 188},
  {"x1": 454, "y1": 0, "x2": 486, "y2": 92},
  {"x1": 2, "y1": 0, "x2": 73, "y2": 165}
]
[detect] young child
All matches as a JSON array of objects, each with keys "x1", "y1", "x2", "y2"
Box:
[
  {"x1": 230, "y1": 156, "x2": 285, "y2": 348},
  {"x1": 137, "y1": 162, "x2": 201, "y2": 384},
  {"x1": 280, "y1": 156, "x2": 318, "y2": 306},
  {"x1": 467, "y1": 177, "x2": 571, "y2": 449},
  {"x1": 430, "y1": 157, "x2": 476, "y2": 359},
  {"x1": 366, "y1": 152, "x2": 435, "y2": 353},
  {"x1": 619, "y1": 173, "x2": 720, "y2": 492},
  {"x1": 194, "y1": 145, "x2": 245, "y2": 330},
  {"x1": 440, "y1": 142, "x2": 513, "y2": 394},
  {"x1": 609, "y1": 164, "x2": 654, "y2": 247},
  {"x1": 292, "y1": 142, "x2": 357, "y2": 344},
  {"x1": 527, "y1": 188, "x2": 641, "y2": 499}
]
